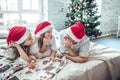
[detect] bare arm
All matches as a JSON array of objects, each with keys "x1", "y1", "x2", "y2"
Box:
[
  {"x1": 11, "y1": 43, "x2": 36, "y2": 69},
  {"x1": 11, "y1": 43, "x2": 30, "y2": 62},
  {"x1": 64, "y1": 54, "x2": 88, "y2": 63},
  {"x1": 17, "y1": 46, "x2": 36, "y2": 69},
  {"x1": 51, "y1": 50, "x2": 56, "y2": 57},
  {"x1": 50, "y1": 50, "x2": 57, "y2": 61},
  {"x1": 66, "y1": 47, "x2": 77, "y2": 56}
]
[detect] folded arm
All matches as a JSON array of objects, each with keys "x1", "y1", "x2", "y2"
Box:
[{"x1": 64, "y1": 53, "x2": 88, "y2": 63}]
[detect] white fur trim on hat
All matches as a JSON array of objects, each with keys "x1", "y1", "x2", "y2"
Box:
[
  {"x1": 66, "y1": 28, "x2": 80, "y2": 42},
  {"x1": 36, "y1": 25, "x2": 53, "y2": 37},
  {"x1": 16, "y1": 29, "x2": 30, "y2": 44}
]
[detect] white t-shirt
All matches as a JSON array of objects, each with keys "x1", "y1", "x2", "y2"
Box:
[
  {"x1": 59, "y1": 29, "x2": 90, "y2": 57},
  {"x1": 30, "y1": 35, "x2": 57, "y2": 56},
  {"x1": 29, "y1": 36, "x2": 39, "y2": 54},
  {"x1": 30, "y1": 36, "x2": 57, "y2": 58}
]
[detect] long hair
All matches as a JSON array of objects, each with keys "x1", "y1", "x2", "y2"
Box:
[
  {"x1": 38, "y1": 33, "x2": 45, "y2": 48},
  {"x1": 8, "y1": 42, "x2": 30, "y2": 61}
]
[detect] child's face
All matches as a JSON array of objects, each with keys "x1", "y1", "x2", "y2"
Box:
[
  {"x1": 23, "y1": 34, "x2": 33, "y2": 46},
  {"x1": 64, "y1": 34, "x2": 77, "y2": 44},
  {"x1": 44, "y1": 29, "x2": 52, "y2": 39}
]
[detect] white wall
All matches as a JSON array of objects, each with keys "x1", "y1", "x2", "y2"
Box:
[
  {"x1": 47, "y1": 0, "x2": 70, "y2": 31},
  {"x1": 100, "y1": 0, "x2": 120, "y2": 36}
]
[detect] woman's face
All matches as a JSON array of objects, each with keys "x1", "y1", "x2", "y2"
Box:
[
  {"x1": 23, "y1": 34, "x2": 33, "y2": 46},
  {"x1": 44, "y1": 29, "x2": 52, "y2": 39}
]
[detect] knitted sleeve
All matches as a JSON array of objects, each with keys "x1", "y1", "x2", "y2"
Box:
[{"x1": 5, "y1": 48, "x2": 15, "y2": 59}]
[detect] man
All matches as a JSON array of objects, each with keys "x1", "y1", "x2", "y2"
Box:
[{"x1": 59, "y1": 22, "x2": 90, "y2": 63}]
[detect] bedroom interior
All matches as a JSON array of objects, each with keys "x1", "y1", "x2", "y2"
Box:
[{"x1": 0, "y1": 0, "x2": 120, "y2": 80}]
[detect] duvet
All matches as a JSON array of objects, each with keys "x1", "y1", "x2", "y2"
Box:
[{"x1": 0, "y1": 42, "x2": 120, "y2": 80}]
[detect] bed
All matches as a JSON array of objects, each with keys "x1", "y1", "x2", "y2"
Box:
[
  {"x1": 53, "y1": 42, "x2": 120, "y2": 80},
  {"x1": 0, "y1": 42, "x2": 120, "y2": 80}
]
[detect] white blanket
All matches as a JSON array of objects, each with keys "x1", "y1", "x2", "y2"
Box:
[
  {"x1": 52, "y1": 42, "x2": 120, "y2": 80},
  {"x1": 0, "y1": 42, "x2": 120, "y2": 80}
]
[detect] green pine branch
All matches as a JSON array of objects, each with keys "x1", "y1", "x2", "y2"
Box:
[{"x1": 65, "y1": 0, "x2": 102, "y2": 37}]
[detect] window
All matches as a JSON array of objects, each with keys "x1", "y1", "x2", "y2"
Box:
[
  {"x1": 23, "y1": 0, "x2": 38, "y2": 10},
  {"x1": 0, "y1": 0, "x2": 7, "y2": 11},
  {"x1": 0, "y1": 0, "x2": 40, "y2": 30},
  {"x1": 0, "y1": 0, "x2": 18, "y2": 11},
  {"x1": 3, "y1": 13, "x2": 19, "y2": 28},
  {"x1": 23, "y1": 0, "x2": 31, "y2": 10},
  {"x1": 22, "y1": 13, "x2": 39, "y2": 24},
  {"x1": 7, "y1": 0, "x2": 18, "y2": 11},
  {"x1": 0, "y1": 13, "x2": 4, "y2": 25}
]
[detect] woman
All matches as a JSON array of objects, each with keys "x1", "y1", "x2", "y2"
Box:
[{"x1": 6, "y1": 26, "x2": 36, "y2": 69}]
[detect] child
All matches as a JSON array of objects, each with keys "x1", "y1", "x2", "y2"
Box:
[
  {"x1": 59, "y1": 22, "x2": 90, "y2": 63},
  {"x1": 6, "y1": 26, "x2": 36, "y2": 69},
  {"x1": 30, "y1": 21, "x2": 57, "y2": 61}
]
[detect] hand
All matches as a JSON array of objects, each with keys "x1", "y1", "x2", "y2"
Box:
[
  {"x1": 62, "y1": 53, "x2": 67, "y2": 56},
  {"x1": 62, "y1": 53, "x2": 70, "y2": 59},
  {"x1": 34, "y1": 54, "x2": 39, "y2": 59},
  {"x1": 27, "y1": 60, "x2": 36, "y2": 69},
  {"x1": 43, "y1": 37, "x2": 48, "y2": 44},
  {"x1": 50, "y1": 56, "x2": 57, "y2": 62},
  {"x1": 34, "y1": 54, "x2": 43, "y2": 59},
  {"x1": 10, "y1": 42, "x2": 19, "y2": 48},
  {"x1": 64, "y1": 39, "x2": 73, "y2": 49}
]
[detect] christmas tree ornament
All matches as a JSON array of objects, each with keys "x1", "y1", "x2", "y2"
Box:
[{"x1": 65, "y1": 0, "x2": 101, "y2": 38}]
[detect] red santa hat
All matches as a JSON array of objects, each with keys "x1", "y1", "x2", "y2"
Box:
[
  {"x1": 34, "y1": 21, "x2": 53, "y2": 37},
  {"x1": 66, "y1": 22, "x2": 85, "y2": 42},
  {"x1": 7, "y1": 26, "x2": 30, "y2": 45}
]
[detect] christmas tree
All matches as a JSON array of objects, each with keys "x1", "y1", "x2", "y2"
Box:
[{"x1": 65, "y1": 0, "x2": 102, "y2": 38}]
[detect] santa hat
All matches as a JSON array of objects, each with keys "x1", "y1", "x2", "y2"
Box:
[
  {"x1": 34, "y1": 21, "x2": 53, "y2": 37},
  {"x1": 7, "y1": 26, "x2": 30, "y2": 45},
  {"x1": 66, "y1": 22, "x2": 85, "y2": 42}
]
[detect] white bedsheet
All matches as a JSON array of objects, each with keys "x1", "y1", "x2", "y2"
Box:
[
  {"x1": 0, "y1": 42, "x2": 120, "y2": 80},
  {"x1": 52, "y1": 42, "x2": 120, "y2": 80}
]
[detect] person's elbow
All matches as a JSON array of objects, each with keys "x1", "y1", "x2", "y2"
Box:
[
  {"x1": 40, "y1": 49, "x2": 46, "y2": 53},
  {"x1": 78, "y1": 56, "x2": 88, "y2": 63}
]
